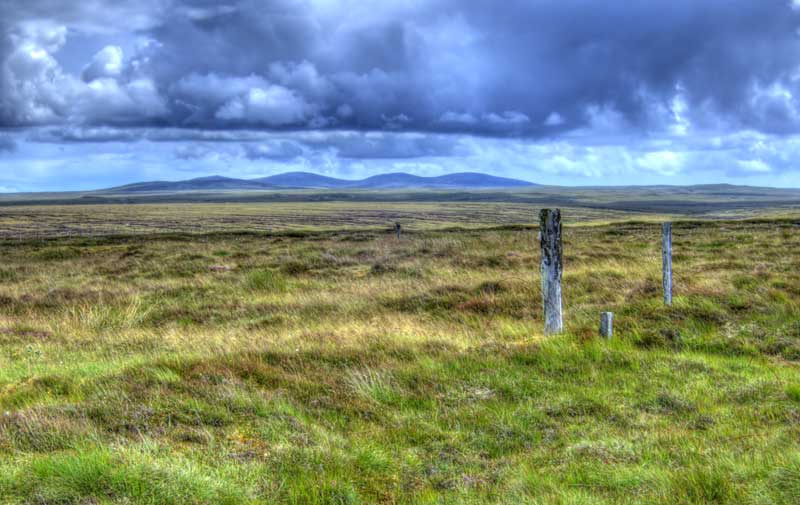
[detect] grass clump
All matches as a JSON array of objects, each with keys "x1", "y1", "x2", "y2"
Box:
[
  {"x1": 245, "y1": 270, "x2": 288, "y2": 293},
  {"x1": 786, "y1": 384, "x2": 800, "y2": 402},
  {"x1": 772, "y1": 455, "x2": 800, "y2": 503},
  {"x1": 1, "y1": 448, "x2": 245, "y2": 504}
]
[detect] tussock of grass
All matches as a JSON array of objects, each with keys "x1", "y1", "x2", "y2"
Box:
[
  {"x1": 245, "y1": 270, "x2": 289, "y2": 293},
  {"x1": 1, "y1": 448, "x2": 246, "y2": 504}
]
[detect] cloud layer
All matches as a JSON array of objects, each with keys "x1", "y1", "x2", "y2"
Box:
[
  {"x1": 2, "y1": 0, "x2": 800, "y2": 189},
  {"x1": 3, "y1": 0, "x2": 800, "y2": 136}
]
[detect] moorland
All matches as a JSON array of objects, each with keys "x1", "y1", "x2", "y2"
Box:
[{"x1": 0, "y1": 187, "x2": 799, "y2": 503}]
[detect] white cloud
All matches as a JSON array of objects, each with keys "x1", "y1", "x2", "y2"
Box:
[
  {"x1": 3, "y1": 0, "x2": 169, "y2": 35},
  {"x1": 544, "y1": 112, "x2": 565, "y2": 126},
  {"x1": 438, "y1": 111, "x2": 478, "y2": 125},
  {"x1": 636, "y1": 151, "x2": 684, "y2": 176},
  {"x1": 669, "y1": 93, "x2": 690, "y2": 136},
  {"x1": 2, "y1": 22, "x2": 79, "y2": 124},
  {"x1": 216, "y1": 85, "x2": 314, "y2": 125},
  {"x1": 484, "y1": 111, "x2": 531, "y2": 126},
  {"x1": 172, "y1": 73, "x2": 265, "y2": 107},
  {"x1": 2, "y1": 22, "x2": 167, "y2": 126},
  {"x1": 268, "y1": 60, "x2": 332, "y2": 100},
  {"x1": 736, "y1": 159, "x2": 771, "y2": 173},
  {"x1": 82, "y1": 45, "x2": 124, "y2": 81},
  {"x1": 11, "y1": 21, "x2": 67, "y2": 52},
  {"x1": 381, "y1": 113, "x2": 412, "y2": 129},
  {"x1": 748, "y1": 81, "x2": 800, "y2": 133},
  {"x1": 177, "y1": 4, "x2": 239, "y2": 21},
  {"x1": 75, "y1": 77, "x2": 167, "y2": 122},
  {"x1": 172, "y1": 73, "x2": 318, "y2": 126}
]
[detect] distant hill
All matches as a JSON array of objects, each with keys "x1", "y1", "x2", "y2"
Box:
[
  {"x1": 253, "y1": 172, "x2": 353, "y2": 188},
  {"x1": 104, "y1": 172, "x2": 537, "y2": 193},
  {"x1": 108, "y1": 176, "x2": 276, "y2": 192},
  {"x1": 354, "y1": 172, "x2": 535, "y2": 189}
]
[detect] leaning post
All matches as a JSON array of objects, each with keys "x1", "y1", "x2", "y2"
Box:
[
  {"x1": 539, "y1": 209, "x2": 563, "y2": 335},
  {"x1": 662, "y1": 222, "x2": 673, "y2": 306}
]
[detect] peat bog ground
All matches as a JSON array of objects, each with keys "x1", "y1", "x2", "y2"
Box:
[{"x1": 0, "y1": 201, "x2": 799, "y2": 503}]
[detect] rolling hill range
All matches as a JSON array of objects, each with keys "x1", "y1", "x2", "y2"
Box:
[
  {"x1": 1, "y1": 177, "x2": 798, "y2": 220},
  {"x1": 106, "y1": 172, "x2": 537, "y2": 192},
  {"x1": 108, "y1": 176, "x2": 279, "y2": 193}
]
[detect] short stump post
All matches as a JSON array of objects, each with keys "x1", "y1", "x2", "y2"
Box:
[{"x1": 600, "y1": 312, "x2": 613, "y2": 339}]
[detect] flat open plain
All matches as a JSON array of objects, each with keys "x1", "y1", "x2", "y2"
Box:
[{"x1": 0, "y1": 191, "x2": 799, "y2": 503}]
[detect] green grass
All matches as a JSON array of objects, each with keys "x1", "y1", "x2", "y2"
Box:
[
  {"x1": 0, "y1": 214, "x2": 799, "y2": 503},
  {"x1": 245, "y1": 270, "x2": 289, "y2": 293}
]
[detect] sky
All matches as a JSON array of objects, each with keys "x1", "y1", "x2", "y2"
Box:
[{"x1": 2, "y1": 0, "x2": 800, "y2": 191}]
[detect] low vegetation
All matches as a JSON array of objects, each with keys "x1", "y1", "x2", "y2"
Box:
[
  {"x1": 0, "y1": 210, "x2": 799, "y2": 503},
  {"x1": 2, "y1": 182, "x2": 800, "y2": 240}
]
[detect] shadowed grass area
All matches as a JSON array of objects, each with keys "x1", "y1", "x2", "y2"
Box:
[{"x1": 0, "y1": 217, "x2": 799, "y2": 503}]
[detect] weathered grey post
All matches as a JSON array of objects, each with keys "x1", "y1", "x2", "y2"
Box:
[
  {"x1": 662, "y1": 222, "x2": 673, "y2": 306},
  {"x1": 600, "y1": 312, "x2": 613, "y2": 339},
  {"x1": 395, "y1": 222, "x2": 402, "y2": 239},
  {"x1": 539, "y1": 209, "x2": 563, "y2": 335}
]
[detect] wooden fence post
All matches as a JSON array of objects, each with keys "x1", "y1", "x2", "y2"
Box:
[
  {"x1": 600, "y1": 312, "x2": 613, "y2": 339},
  {"x1": 662, "y1": 222, "x2": 673, "y2": 306},
  {"x1": 540, "y1": 209, "x2": 563, "y2": 335}
]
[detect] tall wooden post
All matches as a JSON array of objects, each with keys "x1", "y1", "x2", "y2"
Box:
[
  {"x1": 540, "y1": 209, "x2": 563, "y2": 335},
  {"x1": 662, "y1": 222, "x2": 673, "y2": 306}
]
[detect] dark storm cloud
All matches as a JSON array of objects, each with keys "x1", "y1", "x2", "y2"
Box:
[
  {"x1": 27, "y1": 125, "x2": 462, "y2": 160},
  {"x1": 27, "y1": 126, "x2": 269, "y2": 143},
  {"x1": 2, "y1": 0, "x2": 800, "y2": 137},
  {"x1": 28, "y1": 126, "x2": 143, "y2": 143}
]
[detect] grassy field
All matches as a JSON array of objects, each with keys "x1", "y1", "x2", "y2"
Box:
[
  {"x1": 2, "y1": 184, "x2": 800, "y2": 240},
  {"x1": 0, "y1": 204, "x2": 800, "y2": 503},
  {"x1": 0, "y1": 202, "x2": 648, "y2": 239}
]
